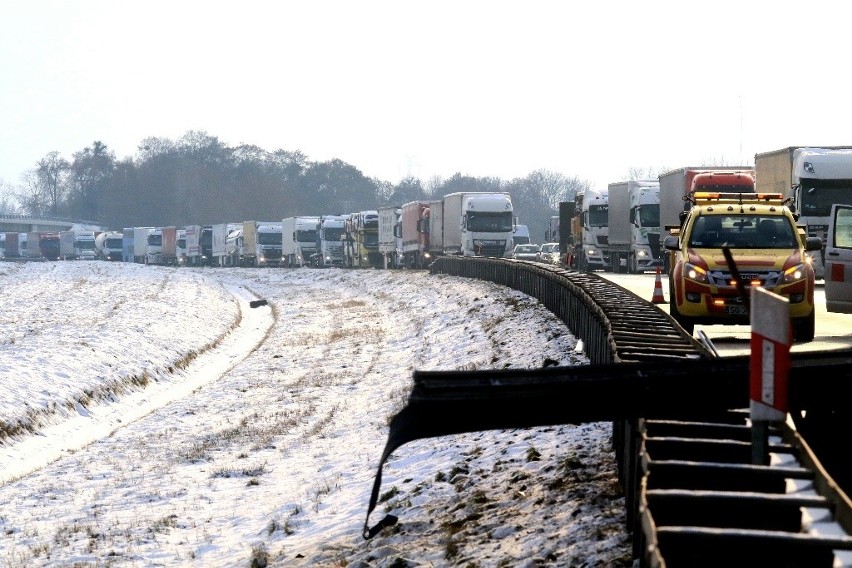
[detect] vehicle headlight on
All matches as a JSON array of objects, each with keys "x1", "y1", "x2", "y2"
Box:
[
  {"x1": 586, "y1": 247, "x2": 597, "y2": 256},
  {"x1": 684, "y1": 263, "x2": 708, "y2": 284},
  {"x1": 783, "y1": 263, "x2": 807, "y2": 284},
  {"x1": 636, "y1": 250, "x2": 648, "y2": 258}
]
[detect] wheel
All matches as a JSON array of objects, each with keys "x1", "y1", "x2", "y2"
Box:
[{"x1": 793, "y1": 310, "x2": 815, "y2": 343}]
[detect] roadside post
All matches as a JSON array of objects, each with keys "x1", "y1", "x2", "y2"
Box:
[{"x1": 749, "y1": 286, "x2": 791, "y2": 465}]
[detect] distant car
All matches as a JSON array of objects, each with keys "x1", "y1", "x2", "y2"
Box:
[
  {"x1": 512, "y1": 244, "x2": 540, "y2": 261},
  {"x1": 538, "y1": 242, "x2": 560, "y2": 264}
]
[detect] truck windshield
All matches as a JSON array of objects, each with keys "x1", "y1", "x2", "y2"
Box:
[
  {"x1": 638, "y1": 204, "x2": 660, "y2": 227},
  {"x1": 688, "y1": 215, "x2": 797, "y2": 249},
  {"x1": 466, "y1": 211, "x2": 513, "y2": 232},
  {"x1": 364, "y1": 233, "x2": 379, "y2": 247},
  {"x1": 258, "y1": 232, "x2": 282, "y2": 245},
  {"x1": 147, "y1": 234, "x2": 162, "y2": 246},
  {"x1": 800, "y1": 180, "x2": 852, "y2": 217},
  {"x1": 75, "y1": 240, "x2": 96, "y2": 250},
  {"x1": 106, "y1": 238, "x2": 122, "y2": 248},
  {"x1": 324, "y1": 228, "x2": 344, "y2": 241},
  {"x1": 588, "y1": 205, "x2": 609, "y2": 227},
  {"x1": 297, "y1": 230, "x2": 317, "y2": 243}
]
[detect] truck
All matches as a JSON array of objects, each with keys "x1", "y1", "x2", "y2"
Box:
[
  {"x1": 255, "y1": 222, "x2": 283, "y2": 267},
  {"x1": 400, "y1": 201, "x2": 436, "y2": 268},
  {"x1": 440, "y1": 192, "x2": 514, "y2": 257},
  {"x1": 224, "y1": 221, "x2": 262, "y2": 267},
  {"x1": 59, "y1": 231, "x2": 75, "y2": 259},
  {"x1": 282, "y1": 216, "x2": 320, "y2": 267},
  {"x1": 184, "y1": 225, "x2": 202, "y2": 265},
  {"x1": 377, "y1": 206, "x2": 401, "y2": 268},
  {"x1": 755, "y1": 146, "x2": 852, "y2": 280},
  {"x1": 73, "y1": 230, "x2": 98, "y2": 260},
  {"x1": 133, "y1": 227, "x2": 152, "y2": 263},
  {"x1": 96, "y1": 231, "x2": 124, "y2": 261},
  {"x1": 576, "y1": 187, "x2": 609, "y2": 271},
  {"x1": 659, "y1": 166, "x2": 755, "y2": 250},
  {"x1": 37, "y1": 232, "x2": 60, "y2": 261},
  {"x1": 211, "y1": 223, "x2": 229, "y2": 266},
  {"x1": 606, "y1": 180, "x2": 663, "y2": 273},
  {"x1": 146, "y1": 226, "x2": 177, "y2": 265},
  {"x1": 176, "y1": 229, "x2": 187, "y2": 265},
  {"x1": 344, "y1": 211, "x2": 382, "y2": 268},
  {"x1": 512, "y1": 224, "x2": 531, "y2": 246},
  {"x1": 313, "y1": 215, "x2": 347, "y2": 267}
]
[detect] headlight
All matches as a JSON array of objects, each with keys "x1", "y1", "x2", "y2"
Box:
[
  {"x1": 684, "y1": 263, "x2": 708, "y2": 284},
  {"x1": 783, "y1": 263, "x2": 807, "y2": 284},
  {"x1": 587, "y1": 247, "x2": 597, "y2": 256},
  {"x1": 636, "y1": 250, "x2": 648, "y2": 258}
]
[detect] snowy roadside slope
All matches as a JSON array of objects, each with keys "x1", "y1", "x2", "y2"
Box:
[
  {"x1": 0, "y1": 267, "x2": 632, "y2": 567},
  {"x1": 0, "y1": 262, "x2": 239, "y2": 442}
]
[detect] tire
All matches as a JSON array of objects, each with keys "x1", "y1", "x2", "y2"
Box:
[{"x1": 793, "y1": 310, "x2": 816, "y2": 343}]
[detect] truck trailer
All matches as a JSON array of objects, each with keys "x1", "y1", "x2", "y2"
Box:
[
  {"x1": 659, "y1": 166, "x2": 755, "y2": 248},
  {"x1": 755, "y1": 146, "x2": 852, "y2": 279},
  {"x1": 377, "y1": 206, "x2": 401, "y2": 268},
  {"x1": 400, "y1": 200, "x2": 436, "y2": 268}
]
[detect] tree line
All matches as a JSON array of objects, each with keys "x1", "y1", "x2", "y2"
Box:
[{"x1": 1, "y1": 130, "x2": 590, "y2": 245}]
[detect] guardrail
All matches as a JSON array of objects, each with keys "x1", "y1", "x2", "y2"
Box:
[{"x1": 363, "y1": 256, "x2": 852, "y2": 566}]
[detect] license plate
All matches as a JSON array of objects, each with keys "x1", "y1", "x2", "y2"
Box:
[{"x1": 725, "y1": 305, "x2": 747, "y2": 316}]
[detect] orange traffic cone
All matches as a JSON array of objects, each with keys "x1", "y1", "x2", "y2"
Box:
[{"x1": 651, "y1": 267, "x2": 665, "y2": 304}]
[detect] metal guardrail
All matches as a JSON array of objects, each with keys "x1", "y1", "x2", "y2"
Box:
[{"x1": 363, "y1": 257, "x2": 852, "y2": 566}]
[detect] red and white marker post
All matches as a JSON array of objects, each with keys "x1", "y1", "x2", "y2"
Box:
[{"x1": 749, "y1": 286, "x2": 791, "y2": 464}]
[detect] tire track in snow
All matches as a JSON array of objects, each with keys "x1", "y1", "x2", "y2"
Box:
[{"x1": 0, "y1": 284, "x2": 274, "y2": 486}]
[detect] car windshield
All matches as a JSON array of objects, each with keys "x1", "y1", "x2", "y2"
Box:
[
  {"x1": 516, "y1": 245, "x2": 539, "y2": 253},
  {"x1": 688, "y1": 215, "x2": 798, "y2": 248},
  {"x1": 541, "y1": 244, "x2": 557, "y2": 252}
]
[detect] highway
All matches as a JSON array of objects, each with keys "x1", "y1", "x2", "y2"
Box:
[{"x1": 599, "y1": 271, "x2": 852, "y2": 357}]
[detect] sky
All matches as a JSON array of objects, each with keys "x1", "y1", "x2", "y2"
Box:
[
  {"x1": 0, "y1": 262, "x2": 631, "y2": 566},
  {"x1": 4, "y1": 1, "x2": 852, "y2": 193}
]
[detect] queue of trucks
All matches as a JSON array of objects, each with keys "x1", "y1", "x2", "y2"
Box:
[{"x1": 7, "y1": 147, "x2": 852, "y2": 274}]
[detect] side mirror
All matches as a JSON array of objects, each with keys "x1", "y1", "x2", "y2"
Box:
[
  {"x1": 805, "y1": 236, "x2": 823, "y2": 252},
  {"x1": 663, "y1": 235, "x2": 679, "y2": 251}
]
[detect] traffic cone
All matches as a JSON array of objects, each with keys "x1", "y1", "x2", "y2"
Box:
[{"x1": 651, "y1": 267, "x2": 666, "y2": 304}]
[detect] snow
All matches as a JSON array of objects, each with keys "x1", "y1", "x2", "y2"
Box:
[{"x1": 0, "y1": 261, "x2": 633, "y2": 567}]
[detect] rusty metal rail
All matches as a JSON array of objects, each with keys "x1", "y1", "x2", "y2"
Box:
[{"x1": 362, "y1": 257, "x2": 852, "y2": 566}]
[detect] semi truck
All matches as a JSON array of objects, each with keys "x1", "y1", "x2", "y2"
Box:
[
  {"x1": 146, "y1": 226, "x2": 177, "y2": 265},
  {"x1": 441, "y1": 192, "x2": 514, "y2": 257},
  {"x1": 400, "y1": 200, "x2": 435, "y2": 268},
  {"x1": 59, "y1": 231, "x2": 75, "y2": 259},
  {"x1": 313, "y1": 215, "x2": 347, "y2": 267},
  {"x1": 282, "y1": 216, "x2": 320, "y2": 267},
  {"x1": 96, "y1": 231, "x2": 124, "y2": 261},
  {"x1": 377, "y1": 206, "x2": 401, "y2": 268},
  {"x1": 255, "y1": 222, "x2": 283, "y2": 267},
  {"x1": 576, "y1": 187, "x2": 609, "y2": 271},
  {"x1": 606, "y1": 180, "x2": 664, "y2": 273},
  {"x1": 73, "y1": 230, "x2": 98, "y2": 260},
  {"x1": 659, "y1": 166, "x2": 755, "y2": 248},
  {"x1": 755, "y1": 146, "x2": 852, "y2": 279},
  {"x1": 344, "y1": 210, "x2": 381, "y2": 268}
]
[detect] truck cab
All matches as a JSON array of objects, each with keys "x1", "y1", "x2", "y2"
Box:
[
  {"x1": 664, "y1": 192, "x2": 822, "y2": 342},
  {"x1": 579, "y1": 188, "x2": 609, "y2": 271}
]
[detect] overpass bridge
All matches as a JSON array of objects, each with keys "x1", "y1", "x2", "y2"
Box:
[{"x1": 0, "y1": 215, "x2": 101, "y2": 234}]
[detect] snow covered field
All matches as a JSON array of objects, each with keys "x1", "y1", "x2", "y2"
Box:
[{"x1": 0, "y1": 262, "x2": 632, "y2": 567}]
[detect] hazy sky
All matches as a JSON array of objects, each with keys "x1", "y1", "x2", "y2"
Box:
[{"x1": 3, "y1": 0, "x2": 852, "y2": 192}]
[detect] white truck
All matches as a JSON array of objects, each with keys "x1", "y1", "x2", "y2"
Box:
[
  {"x1": 255, "y1": 222, "x2": 283, "y2": 267},
  {"x1": 211, "y1": 223, "x2": 229, "y2": 266},
  {"x1": 577, "y1": 187, "x2": 609, "y2": 271},
  {"x1": 282, "y1": 216, "x2": 320, "y2": 267},
  {"x1": 224, "y1": 221, "x2": 261, "y2": 267},
  {"x1": 755, "y1": 146, "x2": 852, "y2": 280},
  {"x1": 607, "y1": 180, "x2": 663, "y2": 273},
  {"x1": 513, "y1": 224, "x2": 530, "y2": 246},
  {"x1": 146, "y1": 226, "x2": 177, "y2": 265},
  {"x1": 314, "y1": 215, "x2": 347, "y2": 267},
  {"x1": 377, "y1": 206, "x2": 401, "y2": 268},
  {"x1": 73, "y1": 230, "x2": 97, "y2": 260},
  {"x1": 59, "y1": 231, "x2": 75, "y2": 259},
  {"x1": 133, "y1": 227, "x2": 153, "y2": 263},
  {"x1": 440, "y1": 192, "x2": 514, "y2": 257},
  {"x1": 96, "y1": 231, "x2": 124, "y2": 261}
]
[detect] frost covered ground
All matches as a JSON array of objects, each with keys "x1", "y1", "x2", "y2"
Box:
[{"x1": 0, "y1": 261, "x2": 632, "y2": 567}]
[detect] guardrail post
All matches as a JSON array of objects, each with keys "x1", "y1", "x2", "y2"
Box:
[{"x1": 750, "y1": 286, "x2": 791, "y2": 465}]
